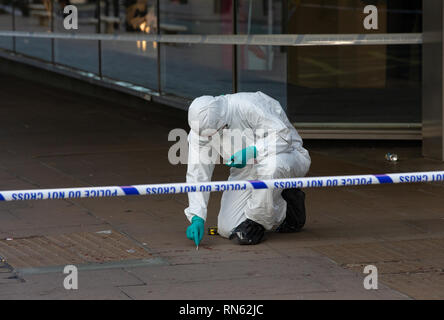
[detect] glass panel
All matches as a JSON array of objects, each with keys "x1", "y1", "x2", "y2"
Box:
[
  {"x1": 237, "y1": 0, "x2": 286, "y2": 108},
  {"x1": 14, "y1": 0, "x2": 52, "y2": 61},
  {"x1": 161, "y1": 43, "x2": 233, "y2": 97},
  {"x1": 0, "y1": 0, "x2": 13, "y2": 50},
  {"x1": 101, "y1": 0, "x2": 158, "y2": 89},
  {"x1": 286, "y1": 0, "x2": 422, "y2": 123},
  {"x1": 159, "y1": 0, "x2": 233, "y2": 98},
  {"x1": 54, "y1": 1, "x2": 99, "y2": 74}
]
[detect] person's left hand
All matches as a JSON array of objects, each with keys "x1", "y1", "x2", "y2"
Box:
[{"x1": 226, "y1": 146, "x2": 257, "y2": 169}]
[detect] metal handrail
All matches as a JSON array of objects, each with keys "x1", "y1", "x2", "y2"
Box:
[{"x1": 0, "y1": 31, "x2": 423, "y2": 46}]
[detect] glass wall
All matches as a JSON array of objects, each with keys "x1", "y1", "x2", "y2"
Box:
[
  {"x1": 14, "y1": 0, "x2": 52, "y2": 61},
  {"x1": 237, "y1": 0, "x2": 286, "y2": 108},
  {"x1": 0, "y1": 0, "x2": 424, "y2": 130},
  {"x1": 0, "y1": 1, "x2": 13, "y2": 50},
  {"x1": 54, "y1": 0, "x2": 99, "y2": 74},
  {"x1": 159, "y1": 0, "x2": 233, "y2": 97},
  {"x1": 101, "y1": 0, "x2": 158, "y2": 89},
  {"x1": 286, "y1": 0, "x2": 422, "y2": 123}
]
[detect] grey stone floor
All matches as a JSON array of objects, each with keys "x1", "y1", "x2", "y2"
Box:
[{"x1": 0, "y1": 74, "x2": 443, "y2": 299}]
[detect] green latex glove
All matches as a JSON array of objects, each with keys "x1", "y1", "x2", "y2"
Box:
[
  {"x1": 226, "y1": 146, "x2": 257, "y2": 169},
  {"x1": 186, "y1": 216, "x2": 205, "y2": 246}
]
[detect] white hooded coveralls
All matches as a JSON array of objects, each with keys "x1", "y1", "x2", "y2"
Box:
[{"x1": 184, "y1": 92, "x2": 311, "y2": 238}]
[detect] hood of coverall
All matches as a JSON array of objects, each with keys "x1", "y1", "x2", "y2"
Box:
[{"x1": 188, "y1": 95, "x2": 229, "y2": 137}]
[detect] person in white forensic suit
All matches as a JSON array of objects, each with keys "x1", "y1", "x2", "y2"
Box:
[{"x1": 184, "y1": 92, "x2": 311, "y2": 246}]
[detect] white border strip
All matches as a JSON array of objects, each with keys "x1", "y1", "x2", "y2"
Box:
[
  {"x1": 0, "y1": 171, "x2": 443, "y2": 202},
  {"x1": 0, "y1": 32, "x2": 422, "y2": 46}
]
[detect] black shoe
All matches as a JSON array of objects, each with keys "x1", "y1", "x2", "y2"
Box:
[
  {"x1": 276, "y1": 188, "x2": 306, "y2": 233},
  {"x1": 229, "y1": 219, "x2": 265, "y2": 245}
]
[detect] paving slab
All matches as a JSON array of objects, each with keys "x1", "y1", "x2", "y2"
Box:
[
  {"x1": 120, "y1": 253, "x2": 408, "y2": 300},
  {"x1": 313, "y1": 237, "x2": 444, "y2": 299},
  {"x1": 0, "y1": 268, "x2": 139, "y2": 300},
  {"x1": 0, "y1": 230, "x2": 152, "y2": 268}
]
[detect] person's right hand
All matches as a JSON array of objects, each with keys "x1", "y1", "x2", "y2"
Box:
[{"x1": 186, "y1": 216, "x2": 205, "y2": 246}]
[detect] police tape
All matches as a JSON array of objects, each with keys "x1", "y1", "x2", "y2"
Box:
[
  {"x1": 0, "y1": 31, "x2": 422, "y2": 46},
  {"x1": 0, "y1": 171, "x2": 443, "y2": 202}
]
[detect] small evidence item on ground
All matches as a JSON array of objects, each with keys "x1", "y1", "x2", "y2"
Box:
[
  {"x1": 208, "y1": 227, "x2": 218, "y2": 235},
  {"x1": 385, "y1": 153, "x2": 398, "y2": 162}
]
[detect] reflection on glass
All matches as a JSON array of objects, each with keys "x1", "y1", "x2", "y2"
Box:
[
  {"x1": 0, "y1": 0, "x2": 14, "y2": 50},
  {"x1": 237, "y1": 0, "x2": 286, "y2": 108},
  {"x1": 161, "y1": 43, "x2": 233, "y2": 98},
  {"x1": 101, "y1": 0, "x2": 158, "y2": 89},
  {"x1": 286, "y1": 0, "x2": 422, "y2": 123},
  {"x1": 14, "y1": 0, "x2": 52, "y2": 61},
  {"x1": 54, "y1": 0, "x2": 99, "y2": 74},
  {"x1": 160, "y1": 0, "x2": 233, "y2": 98}
]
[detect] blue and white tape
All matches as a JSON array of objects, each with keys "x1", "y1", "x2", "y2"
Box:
[{"x1": 0, "y1": 171, "x2": 443, "y2": 202}]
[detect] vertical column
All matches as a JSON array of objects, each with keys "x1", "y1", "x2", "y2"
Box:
[
  {"x1": 232, "y1": 0, "x2": 238, "y2": 93},
  {"x1": 51, "y1": 0, "x2": 54, "y2": 64},
  {"x1": 423, "y1": 0, "x2": 444, "y2": 160},
  {"x1": 12, "y1": 0, "x2": 15, "y2": 52},
  {"x1": 156, "y1": 0, "x2": 161, "y2": 94},
  {"x1": 97, "y1": 0, "x2": 102, "y2": 78}
]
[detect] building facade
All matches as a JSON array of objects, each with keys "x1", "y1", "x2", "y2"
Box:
[{"x1": 0, "y1": 1, "x2": 436, "y2": 153}]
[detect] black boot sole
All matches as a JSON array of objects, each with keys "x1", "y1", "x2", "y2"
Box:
[
  {"x1": 229, "y1": 219, "x2": 265, "y2": 245},
  {"x1": 276, "y1": 188, "x2": 306, "y2": 233}
]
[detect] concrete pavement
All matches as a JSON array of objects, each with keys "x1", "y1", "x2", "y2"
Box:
[{"x1": 0, "y1": 74, "x2": 443, "y2": 299}]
